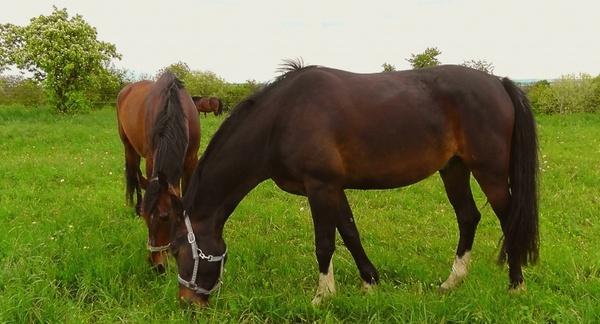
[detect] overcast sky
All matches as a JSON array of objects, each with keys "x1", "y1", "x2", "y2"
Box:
[{"x1": 1, "y1": 0, "x2": 598, "y2": 82}]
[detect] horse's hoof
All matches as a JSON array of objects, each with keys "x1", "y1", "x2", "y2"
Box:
[
  {"x1": 361, "y1": 281, "x2": 376, "y2": 294},
  {"x1": 509, "y1": 282, "x2": 526, "y2": 294},
  {"x1": 438, "y1": 284, "x2": 452, "y2": 293},
  {"x1": 311, "y1": 295, "x2": 323, "y2": 306}
]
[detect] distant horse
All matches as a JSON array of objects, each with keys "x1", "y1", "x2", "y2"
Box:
[
  {"x1": 191, "y1": 96, "x2": 223, "y2": 116},
  {"x1": 116, "y1": 72, "x2": 200, "y2": 272},
  {"x1": 162, "y1": 62, "x2": 538, "y2": 305}
]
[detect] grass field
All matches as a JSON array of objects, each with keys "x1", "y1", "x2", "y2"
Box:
[{"x1": 1, "y1": 105, "x2": 599, "y2": 323}]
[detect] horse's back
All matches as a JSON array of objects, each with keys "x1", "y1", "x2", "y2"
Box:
[
  {"x1": 269, "y1": 65, "x2": 514, "y2": 190},
  {"x1": 117, "y1": 80, "x2": 155, "y2": 157}
]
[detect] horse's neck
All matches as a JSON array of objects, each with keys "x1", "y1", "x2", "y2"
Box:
[{"x1": 190, "y1": 114, "x2": 270, "y2": 228}]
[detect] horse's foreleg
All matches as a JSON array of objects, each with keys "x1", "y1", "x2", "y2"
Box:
[{"x1": 439, "y1": 159, "x2": 480, "y2": 290}]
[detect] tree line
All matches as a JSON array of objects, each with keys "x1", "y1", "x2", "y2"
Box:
[
  {"x1": 0, "y1": 7, "x2": 258, "y2": 113},
  {"x1": 1, "y1": 8, "x2": 598, "y2": 114}
]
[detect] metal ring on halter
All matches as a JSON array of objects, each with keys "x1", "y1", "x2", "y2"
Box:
[{"x1": 177, "y1": 210, "x2": 227, "y2": 295}]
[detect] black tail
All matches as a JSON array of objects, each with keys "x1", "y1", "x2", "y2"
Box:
[
  {"x1": 125, "y1": 156, "x2": 141, "y2": 207},
  {"x1": 499, "y1": 78, "x2": 540, "y2": 265}
]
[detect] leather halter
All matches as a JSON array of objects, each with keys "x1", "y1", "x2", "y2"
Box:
[{"x1": 177, "y1": 210, "x2": 227, "y2": 295}]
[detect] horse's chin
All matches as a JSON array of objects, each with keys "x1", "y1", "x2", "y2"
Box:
[{"x1": 178, "y1": 287, "x2": 210, "y2": 307}]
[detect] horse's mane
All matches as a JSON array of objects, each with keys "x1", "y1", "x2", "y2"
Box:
[
  {"x1": 144, "y1": 71, "x2": 188, "y2": 213},
  {"x1": 182, "y1": 58, "x2": 314, "y2": 213}
]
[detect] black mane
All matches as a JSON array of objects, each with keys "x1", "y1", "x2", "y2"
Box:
[{"x1": 143, "y1": 71, "x2": 188, "y2": 213}]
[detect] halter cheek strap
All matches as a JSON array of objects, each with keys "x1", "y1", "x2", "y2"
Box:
[
  {"x1": 145, "y1": 176, "x2": 170, "y2": 253},
  {"x1": 177, "y1": 211, "x2": 227, "y2": 295}
]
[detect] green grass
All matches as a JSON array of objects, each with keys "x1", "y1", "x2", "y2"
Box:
[{"x1": 1, "y1": 105, "x2": 599, "y2": 323}]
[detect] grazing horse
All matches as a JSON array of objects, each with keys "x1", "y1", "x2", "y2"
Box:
[
  {"x1": 161, "y1": 62, "x2": 538, "y2": 305},
  {"x1": 116, "y1": 72, "x2": 200, "y2": 272},
  {"x1": 191, "y1": 96, "x2": 223, "y2": 116}
]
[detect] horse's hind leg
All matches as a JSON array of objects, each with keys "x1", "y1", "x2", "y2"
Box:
[
  {"x1": 306, "y1": 180, "x2": 378, "y2": 304},
  {"x1": 471, "y1": 166, "x2": 525, "y2": 290},
  {"x1": 439, "y1": 158, "x2": 481, "y2": 290}
]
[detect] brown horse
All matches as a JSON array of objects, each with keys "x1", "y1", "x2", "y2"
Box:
[
  {"x1": 161, "y1": 62, "x2": 538, "y2": 305},
  {"x1": 116, "y1": 72, "x2": 200, "y2": 272},
  {"x1": 191, "y1": 96, "x2": 223, "y2": 116}
]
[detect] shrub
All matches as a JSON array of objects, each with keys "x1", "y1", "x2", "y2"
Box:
[{"x1": 527, "y1": 74, "x2": 600, "y2": 114}]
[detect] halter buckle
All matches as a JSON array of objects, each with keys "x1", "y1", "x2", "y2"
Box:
[{"x1": 187, "y1": 232, "x2": 196, "y2": 244}]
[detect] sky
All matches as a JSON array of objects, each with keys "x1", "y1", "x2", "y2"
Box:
[{"x1": 1, "y1": 0, "x2": 598, "y2": 83}]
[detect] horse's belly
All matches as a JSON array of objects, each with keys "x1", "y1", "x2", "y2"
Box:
[
  {"x1": 343, "y1": 154, "x2": 449, "y2": 189},
  {"x1": 340, "y1": 133, "x2": 456, "y2": 189}
]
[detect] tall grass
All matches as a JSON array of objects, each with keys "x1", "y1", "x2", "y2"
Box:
[{"x1": 0, "y1": 105, "x2": 599, "y2": 322}]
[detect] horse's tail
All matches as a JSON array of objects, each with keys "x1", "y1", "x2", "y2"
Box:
[
  {"x1": 499, "y1": 77, "x2": 540, "y2": 266},
  {"x1": 217, "y1": 98, "x2": 224, "y2": 115},
  {"x1": 124, "y1": 149, "x2": 141, "y2": 207}
]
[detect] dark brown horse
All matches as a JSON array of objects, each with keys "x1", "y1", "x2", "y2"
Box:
[
  {"x1": 116, "y1": 72, "x2": 200, "y2": 272},
  {"x1": 191, "y1": 96, "x2": 223, "y2": 116},
  {"x1": 161, "y1": 62, "x2": 538, "y2": 305}
]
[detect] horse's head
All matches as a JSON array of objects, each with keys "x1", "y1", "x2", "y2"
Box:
[
  {"x1": 168, "y1": 198, "x2": 227, "y2": 306},
  {"x1": 141, "y1": 173, "x2": 179, "y2": 273}
]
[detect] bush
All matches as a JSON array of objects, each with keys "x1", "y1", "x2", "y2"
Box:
[
  {"x1": 179, "y1": 68, "x2": 259, "y2": 112},
  {"x1": 220, "y1": 81, "x2": 261, "y2": 111},
  {"x1": 526, "y1": 74, "x2": 600, "y2": 114}
]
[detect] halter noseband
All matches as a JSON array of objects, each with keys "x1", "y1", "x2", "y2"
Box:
[
  {"x1": 177, "y1": 210, "x2": 227, "y2": 295},
  {"x1": 147, "y1": 239, "x2": 170, "y2": 253}
]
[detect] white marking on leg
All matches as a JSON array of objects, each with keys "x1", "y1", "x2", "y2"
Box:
[
  {"x1": 440, "y1": 251, "x2": 471, "y2": 290},
  {"x1": 311, "y1": 260, "x2": 335, "y2": 305}
]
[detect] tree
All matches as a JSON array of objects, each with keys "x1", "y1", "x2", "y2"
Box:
[
  {"x1": 156, "y1": 61, "x2": 191, "y2": 80},
  {"x1": 183, "y1": 70, "x2": 226, "y2": 97},
  {"x1": 0, "y1": 7, "x2": 121, "y2": 113},
  {"x1": 406, "y1": 47, "x2": 441, "y2": 69},
  {"x1": 381, "y1": 62, "x2": 396, "y2": 72},
  {"x1": 462, "y1": 59, "x2": 495, "y2": 74}
]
